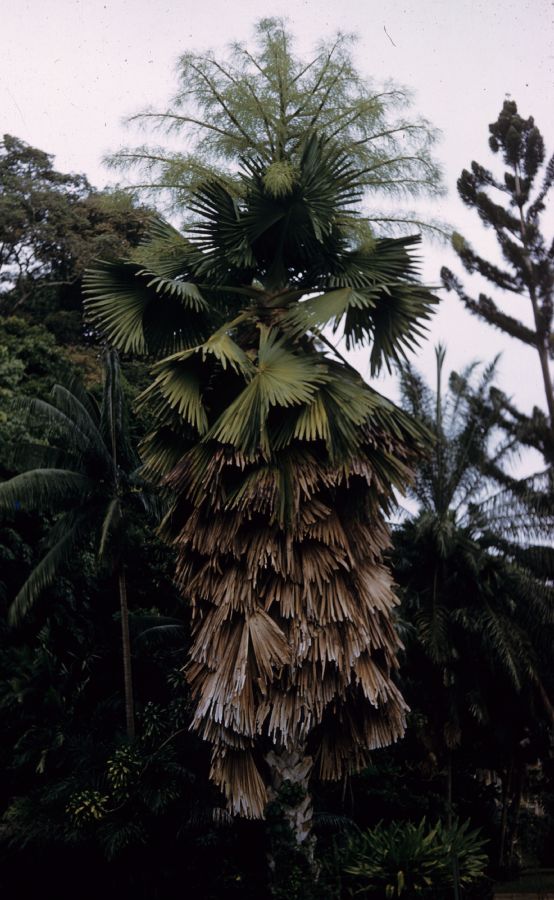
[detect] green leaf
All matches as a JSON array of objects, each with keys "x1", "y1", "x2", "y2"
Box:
[
  {"x1": 8, "y1": 510, "x2": 90, "y2": 624},
  {"x1": 0, "y1": 469, "x2": 93, "y2": 514},
  {"x1": 207, "y1": 327, "x2": 328, "y2": 454},
  {"x1": 282, "y1": 287, "x2": 377, "y2": 337}
]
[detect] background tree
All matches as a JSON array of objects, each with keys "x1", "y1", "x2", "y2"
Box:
[
  {"x1": 84, "y1": 21, "x2": 442, "y2": 865},
  {"x1": 0, "y1": 135, "x2": 151, "y2": 343},
  {"x1": 0, "y1": 350, "x2": 154, "y2": 737},
  {"x1": 393, "y1": 346, "x2": 554, "y2": 869},
  {"x1": 441, "y1": 100, "x2": 554, "y2": 457}
]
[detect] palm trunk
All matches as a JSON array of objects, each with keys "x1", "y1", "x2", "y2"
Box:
[
  {"x1": 445, "y1": 751, "x2": 461, "y2": 900},
  {"x1": 507, "y1": 764, "x2": 524, "y2": 869},
  {"x1": 265, "y1": 743, "x2": 317, "y2": 893},
  {"x1": 266, "y1": 744, "x2": 314, "y2": 853},
  {"x1": 498, "y1": 759, "x2": 514, "y2": 869},
  {"x1": 118, "y1": 568, "x2": 135, "y2": 740}
]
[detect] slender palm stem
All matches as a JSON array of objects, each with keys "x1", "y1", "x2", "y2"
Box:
[{"x1": 118, "y1": 567, "x2": 135, "y2": 739}]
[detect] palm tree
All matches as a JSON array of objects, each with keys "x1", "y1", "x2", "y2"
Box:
[
  {"x1": 83, "y1": 128, "x2": 437, "y2": 847},
  {"x1": 393, "y1": 346, "x2": 554, "y2": 866},
  {"x1": 0, "y1": 349, "x2": 149, "y2": 738}
]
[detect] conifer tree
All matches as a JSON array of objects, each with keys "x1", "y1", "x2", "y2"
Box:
[{"x1": 441, "y1": 100, "x2": 554, "y2": 457}]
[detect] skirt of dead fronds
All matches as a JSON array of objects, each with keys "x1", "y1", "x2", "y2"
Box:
[{"x1": 165, "y1": 440, "x2": 409, "y2": 818}]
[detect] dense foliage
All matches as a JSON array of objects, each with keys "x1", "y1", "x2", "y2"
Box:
[
  {"x1": 0, "y1": 134, "x2": 151, "y2": 344},
  {"x1": 341, "y1": 818, "x2": 488, "y2": 898}
]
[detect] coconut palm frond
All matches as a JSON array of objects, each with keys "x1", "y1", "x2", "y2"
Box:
[
  {"x1": 8, "y1": 510, "x2": 90, "y2": 625},
  {"x1": 50, "y1": 384, "x2": 112, "y2": 466},
  {"x1": 0, "y1": 469, "x2": 93, "y2": 514},
  {"x1": 12, "y1": 395, "x2": 100, "y2": 464},
  {"x1": 98, "y1": 498, "x2": 122, "y2": 563}
]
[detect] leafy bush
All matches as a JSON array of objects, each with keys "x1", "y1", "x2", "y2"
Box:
[{"x1": 342, "y1": 817, "x2": 488, "y2": 897}]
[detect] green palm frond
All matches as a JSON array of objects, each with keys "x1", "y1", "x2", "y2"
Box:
[
  {"x1": 8, "y1": 510, "x2": 90, "y2": 625},
  {"x1": 0, "y1": 469, "x2": 93, "y2": 514},
  {"x1": 281, "y1": 287, "x2": 377, "y2": 338},
  {"x1": 131, "y1": 216, "x2": 196, "y2": 279},
  {"x1": 142, "y1": 358, "x2": 209, "y2": 435},
  {"x1": 13, "y1": 395, "x2": 99, "y2": 464},
  {"x1": 188, "y1": 177, "x2": 257, "y2": 275},
  {"x1": 83, "y1": 259, "x2": 214, "y2": 355},
  {"x1": 139, "y1": 423, "x2": 194, "y2": 481},
  {"x1": 139, "y1": 318, "x2": 256, "y2": 435},
  {"x1": 198, "y1": 317, "x2": 256, "y2": 372},
  {"x1": 207, "y1": 327, "x2": 328, "y2": 455},
  {"x1": 51, "y1": 384, "x2": 112, "y2": 467},
  {"x1": 274, "y1": 366, "x2": 377, "y2": 458}
]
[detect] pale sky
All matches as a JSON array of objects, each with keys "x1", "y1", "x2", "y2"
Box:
[{"x1": 2, "y1": 0, "x2": 553, "y2": 467}]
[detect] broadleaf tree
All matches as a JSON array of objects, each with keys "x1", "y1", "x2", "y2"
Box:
[
  {"x1": 0, "y1": 134, "x2": 151, "y2": 343},
  {"x1": 84, "y1": 19, "x2": 441, "y2": 855}
]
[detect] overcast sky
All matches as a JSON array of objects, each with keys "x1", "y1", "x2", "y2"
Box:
[{"x1": 2, "y1": 0, "x2": 553, "y2": 464}]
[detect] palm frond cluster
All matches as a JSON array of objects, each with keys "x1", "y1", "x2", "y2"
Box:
[{"x1": 0, "y1": 360, "x2": 134, "y2": 623}]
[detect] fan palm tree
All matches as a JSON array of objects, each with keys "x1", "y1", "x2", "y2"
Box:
[
  {"x1": 0, "y1": 349, "x2": 149, "y2": 738},
  {"x1": 84, "y1": 131, "x2": 437, "y2": 846}
]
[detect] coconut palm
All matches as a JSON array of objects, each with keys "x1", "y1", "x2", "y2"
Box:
[
  {"x1": 83, "y1": 129, "x2": 437, "y2": 846},
  {"x1": 0, "y1": 349, "x2": 149, "y2": 738}
]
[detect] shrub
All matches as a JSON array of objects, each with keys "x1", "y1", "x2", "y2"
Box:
[{"x1": 342, "y1": 817, "x2": 488, "y2": 897}]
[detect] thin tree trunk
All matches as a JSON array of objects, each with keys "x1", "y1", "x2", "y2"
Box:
[
  {"x1": 118, "y1": 568, "x2": 135, "y2": 740},
  {"x1": 507, "y1": 764, "x2": 524, "y2": 869},
  {"x1": 445, "y1": 751, "x2": 461, "y2": 900},
  {"x1": 446, "y1": 750, "x2": 453, "y2": 829},
  {"x1": 498, "y1": 759, "x2": 514, "y2": 869}
]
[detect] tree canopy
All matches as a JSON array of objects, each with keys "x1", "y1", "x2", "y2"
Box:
[
  {"x1": 0, "y1": 134, "x2": 151, "y2": 343},
  {"x1": 110, "y1": 18, "x2": 444, "y2": 235}
]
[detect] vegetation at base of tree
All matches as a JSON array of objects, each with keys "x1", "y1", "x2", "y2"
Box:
[{"x1": 340, "y1": 818, "x2": 488, "y2": 898}]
